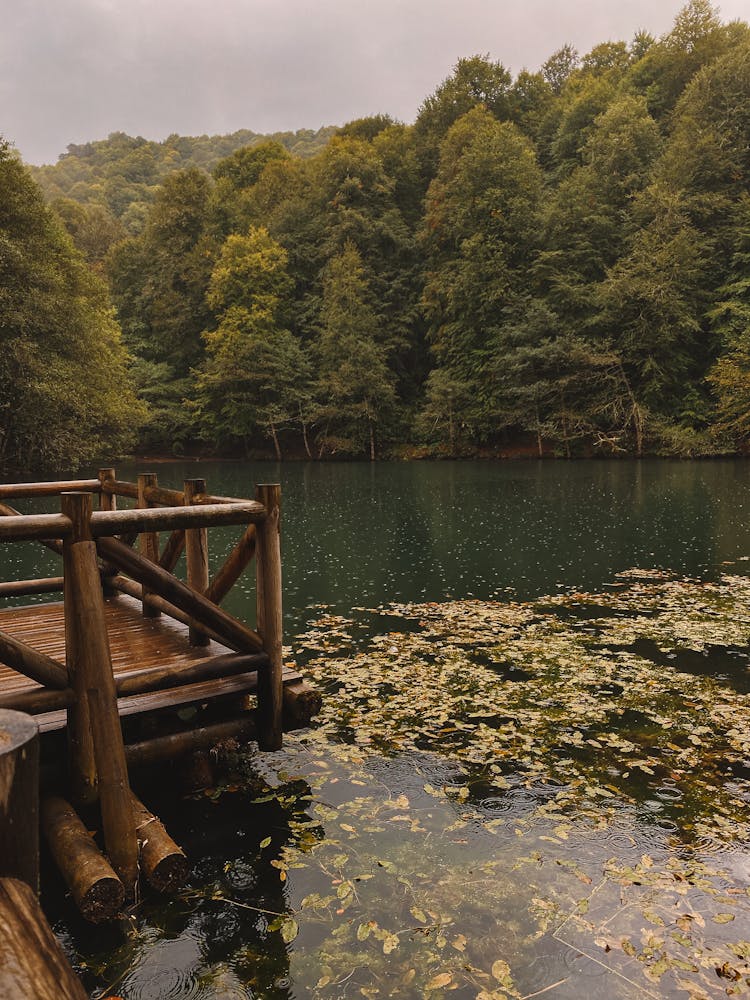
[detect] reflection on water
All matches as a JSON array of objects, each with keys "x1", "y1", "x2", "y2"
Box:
[
  {"x1": 4, "y1": 458, "x2": 750, "y2": 626},
  {"x1": 5, "y1": 460, "x2": 750, "y2": 997}
]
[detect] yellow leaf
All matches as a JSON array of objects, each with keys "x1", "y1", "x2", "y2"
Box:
[
  {"x1": 426, "y1": 972, "x2": 453, "y2": 990},
  {"x1": 492, "y1": 959, "x2": 511, "y2": 982}
]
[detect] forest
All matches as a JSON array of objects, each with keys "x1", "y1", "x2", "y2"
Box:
[{"x1": 3, "y1": 0, "x2": 750, "y2": 470}]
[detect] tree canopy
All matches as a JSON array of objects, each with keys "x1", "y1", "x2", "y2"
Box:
[{"x1": 8, "y1": 1, "x2": 750, "y2": 466}]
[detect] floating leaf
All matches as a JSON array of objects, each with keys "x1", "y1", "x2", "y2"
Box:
[
  {"x1": 425, "y1": 971, "x2": 452, "y2": 990},
  {"x1": 279, "y1": 917, "x2": 298, "y2": 944},
  {"x1": 491, "y1": 959, "x2": 511, "y2": 983}
]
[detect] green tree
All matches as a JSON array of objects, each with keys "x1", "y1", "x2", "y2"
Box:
[
  {"x1": 707, "y1": 196, "x2": 750, "y2": 443},
  {"x1": 421, "y1": 108, "x2": 543, "y2": 439},
  {"x1": 196, "y1": 227, "x2": 310, "y2": 459},
  {"x1": 314, "y1": 244, "x2": 397, "y2": 459},
  {"x1": 0, "y1": 141, "x2": 142, "y2": 472},
  {"x1": 414, "y1": 55, "x2": 513, "y2": 177}
]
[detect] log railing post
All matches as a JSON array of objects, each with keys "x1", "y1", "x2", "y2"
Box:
[
  {"x1": 183, "y1": 478, "x2": 210, "y2": 647},
  {"x1": 61, "y1": 491, "x2": 98, "y2": 806},
  {"x1": 98, "y1": 468, "x2": 116, "y2": 511},
  {"x1": 98, "y1": 469, "x2": 116, "y2": 593},
  {"x1": 255, "y1": 484, "x2": 283, "y2": 751},
  {"x1": 60, "y1": 492, "x2": 138, "y2": 896},
  {"x1": 138, "y1": 473, "x2": 160, "y2": 618}
]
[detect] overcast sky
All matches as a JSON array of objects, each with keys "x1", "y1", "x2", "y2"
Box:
[{"x1": 2, "y1": 0, "x2": 747, "y2": 165}]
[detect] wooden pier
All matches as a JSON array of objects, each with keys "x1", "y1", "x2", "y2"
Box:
[{"x1": 0, "y1": 470, "x2": 321, "y2": 935}]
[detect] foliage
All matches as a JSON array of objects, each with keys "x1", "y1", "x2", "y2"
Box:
[
  {"x1": 13, "y1": 0, "x2": 750, "y2": 463},
  {"x1": 195, "y1": 227, "x2": 310, "y2": 459},
  {"x1": 314, "y1": 243, "x2": 397, "y2": 459},
  {"x1": 0, "y1": 141, "x2": 142, "y2": 473}
]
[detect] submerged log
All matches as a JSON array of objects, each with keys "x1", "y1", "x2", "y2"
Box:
[
  {"x1": 0, "y1": 877, "x2": 88, "y2": 999},
  {"x1": 0, "y1": 710, "x2": 39, "y2": 893},
  {"x1": 40, "y1": 797, "x2": 124, "y2": 923},
  {"x1": 131, "y1": 793, "x2": 189, "y2": 892}
]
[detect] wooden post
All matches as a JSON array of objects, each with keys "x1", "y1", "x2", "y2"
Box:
[
  {"x1": 184, "y1": 478, "x2": 210, "y2": 647},
  {"x1": 62, "y1": 492, "x2": 138, "y2": 897},
  {"x1": 41, "y1": 797, "x2": 124, "y2": 923},
  {"x1": 61, "y1": 491, "x2": 98, "y2": 806},
  {"x1": 0, "y1": 878, "x2": 88, "y2": 999},
  {"x1": 138, "y1": 472, "x2": 160, "y2": 617},
  {"x1": 0, "y1": 711, "x2": 39, "y2": 893},
  {"x1": 98, "y1": 468, "x2": 116, "y2": 511},
  {"x1": 255, "y1": 484, "x2": 283, "y2": 751}
]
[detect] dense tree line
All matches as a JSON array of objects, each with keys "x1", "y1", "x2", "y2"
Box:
[
  {"x1": 8, "y1": 0, "x2": 750, "y2": 465},
  {"x1": 0, "y1": 142, "x2": 141, "y2": 473}
]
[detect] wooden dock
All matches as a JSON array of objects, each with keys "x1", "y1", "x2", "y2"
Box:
[
  {"x1": 0, "y1": 594, "x2": 303, "y2": 732},
  {"x1": 0, "y1": 469, "x2": 321, "y2": 933}
]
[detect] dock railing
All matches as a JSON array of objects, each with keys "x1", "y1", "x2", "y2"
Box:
[{"x1": 0, "y1": 469, "x2": 284, "y2": 896}]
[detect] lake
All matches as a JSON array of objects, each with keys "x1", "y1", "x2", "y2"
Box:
[{"x1": 4, "y1": 459, "x2": 750, "y2": 999}]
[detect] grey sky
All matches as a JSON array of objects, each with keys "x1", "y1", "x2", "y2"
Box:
[{"x1": 2, "y1": 0, "x2": 747, "y2": 165}]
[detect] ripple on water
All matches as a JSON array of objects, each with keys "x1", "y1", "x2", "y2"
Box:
[{"x1": 120, "y1": 965, "x2": 201, "y2": 1000}]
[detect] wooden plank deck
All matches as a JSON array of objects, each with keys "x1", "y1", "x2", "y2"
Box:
[{"x1": 0, "y1": 594, "x2": 299, "y2": 733}]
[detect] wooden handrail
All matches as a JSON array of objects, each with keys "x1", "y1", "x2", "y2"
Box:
[
  {"x1": 96, "y1": 536, "x2": 264, "y2": 652},
  {"x1": 100, "y1": 477, "x2": 248, "y2": 508},
  {"x1": 0, "y1": 502, "x2": 265, "y2": 542},
  {"x1": 0, "y1": 578, "x2": 64, "y2": 598},
  {"x1": 0, "y1": 513, "x2": 72, "y2": 542},
  {"x1": 0, "y1": 480, "x2": 101, "y2": 500},
  {"x1": 90, "y1": 502, "x2": 265, "y2": 536}
]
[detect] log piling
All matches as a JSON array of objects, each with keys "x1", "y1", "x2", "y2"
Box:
[
  {"x1": 0, "y1": 710, "x2": 39, "y2": 892},
  {"x1": 41, "y1": 797, "x2": 124, "y2": 923}
]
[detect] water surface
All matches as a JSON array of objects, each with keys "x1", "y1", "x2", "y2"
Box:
[{"x1": 4, "y1": 459, "x2": 750, "y2": 999}]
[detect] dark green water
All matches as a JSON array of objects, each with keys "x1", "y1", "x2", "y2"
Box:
[
  {"x1": 5, "y1": 459, "x2": 750, "y2": 1000},
  {"x1": 5, "y1": 458, "x2": 750, "y2": 623}
]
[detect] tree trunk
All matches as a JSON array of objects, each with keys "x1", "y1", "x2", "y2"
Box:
[
  {"x1": 535, "y1": 405, "x2": 543, "y2": 458},
  {"x1": 369, "y1": 421, "x2": 376, "y2": 462},
  {"x1": 299, "y1": 406, "x2": 312, "y2": 458},
  {"x1": 269, "y1": 422, "x2": 282, "y2": 461}
]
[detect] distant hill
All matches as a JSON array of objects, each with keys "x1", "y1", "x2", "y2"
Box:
[{"x1": 28, "y1": 127, "x2": 336, "y2": 233}]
